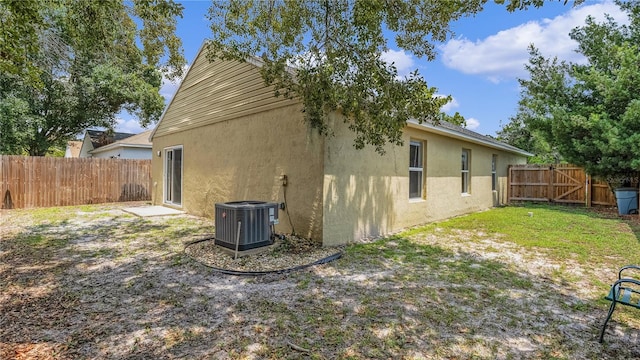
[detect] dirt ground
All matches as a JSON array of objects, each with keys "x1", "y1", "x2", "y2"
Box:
[{"x1": 1, "y1": 203, "x2": 640, "y2": 359}]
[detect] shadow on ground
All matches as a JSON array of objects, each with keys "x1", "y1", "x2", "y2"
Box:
[{"x1": 0, "y1": 205, "x2": 639, "y2": 359}]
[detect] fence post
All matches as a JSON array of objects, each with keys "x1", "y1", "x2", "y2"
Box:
[
  {"x1": 507, "y1": 165, "x2": 512, "y2": 204},
  {"x1": 548, "y1": 165, "x2": 554, "y2": 202},
  {"x1": 586, "y1": 174, "x2": 592, "y2": 208}
]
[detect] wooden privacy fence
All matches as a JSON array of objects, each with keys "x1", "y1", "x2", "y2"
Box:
[
  {"x1": 1, "y1": 156, "x2": 152, "y2": 209},
  {"x1": 509, "y1": 164, "x2": 617, "y2": 207}
]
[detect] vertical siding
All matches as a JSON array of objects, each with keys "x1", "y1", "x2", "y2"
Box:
[{"x1": 0, "y1": 156, "x2": 152, "y2": 209}]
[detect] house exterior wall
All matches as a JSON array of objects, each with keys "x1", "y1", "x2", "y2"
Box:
[
  {"x1": 151, "y1": 49, "x2": 528, "y2": 247},
  {"x1": 152, "y1": 104, "x2": 324, "y2": 241},
  {"x1": 153, "y1": 49, "x2": 296, "y2": 139},
  {"x1": 64, "y1": 141, "x2": 82, "y2": 158},
  {"x1": 78, "y1": 134, "x2": 93, "y2": 158},
  {"x1": 322, "y1": 117, "x2": 527, "y2": 246},
  {"x1": 91, "y1": 147, "x2": 152, "y2": 159},
  {"x1": 151, "y1": 50, "x2": 325, "y2": 240}
]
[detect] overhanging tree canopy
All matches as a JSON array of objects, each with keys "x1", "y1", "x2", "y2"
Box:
[
  {"x1": 511, "y1": 1, "x2": 640, "y2": 185},
  {"x1": 0, "y1": 0, "x2": 186, "y2": 156},
  {"x1": 207, "y1": 0, "x2": 548, "y2": 154}
]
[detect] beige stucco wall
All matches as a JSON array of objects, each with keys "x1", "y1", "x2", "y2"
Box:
[
  {"x1": 151, "y1": 50, "x2": 324, "y2": 241},
  {"x1": 151, "y1": 47, "x2": 527, "y2": 247},
  {"x1": 152, "y1": 103, "x2": 325, "y2": 241},
  {"x1": 322, "y1": 117, "x2": 527, "y2": 246}
]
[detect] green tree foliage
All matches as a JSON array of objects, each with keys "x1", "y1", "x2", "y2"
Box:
[
  {"x1": 0, "y1": 0, "x2": 185, "y2": 156},
  {"x1": 207, "y1": 0, "x2": 547, "y2": 154},
  {"x1": 507, "y1": 1, "x2": 640, "y2": 184},
  {"x1": 496, "y1": 113, "x2": 558, "y2": 164},
  {"x1": 0, "y1": 0, "x2": 43, "y2": 83}
]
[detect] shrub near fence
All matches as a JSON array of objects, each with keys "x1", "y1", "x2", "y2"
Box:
[
  {"x1": 508, "y1": 164, "x2": 617, "y2": 207},
  {"x1": 0, "y1": 156, "x2": 152, "y2": 209}
]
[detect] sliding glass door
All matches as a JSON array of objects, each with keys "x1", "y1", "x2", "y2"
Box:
[{"x1": 164, "y1": 146, "x2": 182, "y2": 206}]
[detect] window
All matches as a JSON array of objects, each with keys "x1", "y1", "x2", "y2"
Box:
[
  {"x1": 491, "y1": 154, "x2": 498, "y2": 191},
  {"x1": 409, "y1": 141, "x2": 423, "y2": 199},
  {"x1": 461, "y1": 149, "x2": 470, "y2": 194}
]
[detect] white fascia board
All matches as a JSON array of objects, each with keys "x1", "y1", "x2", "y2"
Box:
[{"x1": 90, "y1": 143, "x2": 152, "y2": 155}]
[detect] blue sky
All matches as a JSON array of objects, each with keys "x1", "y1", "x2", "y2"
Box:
[{"x1": 116, "y1": 0, "x2": 628, "y2": 138}]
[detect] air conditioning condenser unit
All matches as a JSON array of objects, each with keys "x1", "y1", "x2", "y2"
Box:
[{"x1": 214, "y1": 201, "x2": 279, "y2": 251}]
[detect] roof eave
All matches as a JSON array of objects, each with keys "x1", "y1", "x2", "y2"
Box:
[
  {"x1": 90, "y1": 143, "x2": 152, "y2": 154},
  {"x1": 406, "y1": 120, "x2": 534, "y2": 157}
]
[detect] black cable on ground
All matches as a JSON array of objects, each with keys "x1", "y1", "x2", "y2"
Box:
[
  {"x1": 183, "y1": 237, "x2": 343, "y2": 276},
  {"x1": 184, "y1": 236, "x2": 215, "y2": 246}
]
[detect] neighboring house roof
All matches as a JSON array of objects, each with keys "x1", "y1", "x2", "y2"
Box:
[
  {"x1": 79, "y1": 129, "x2": 140, "y2": 158},
  {"x1": 151, "y1": 42, "x2": 531, "y2": 157},
  {"x1": 86, "y1": 129, "x2": 136, "y2": 149},
  {"x1": 89, "y1": 130, "x2": 153, "y2": 156},
  {"x1": 65, "y1": 141, "x2": 82, "y2": 158}
]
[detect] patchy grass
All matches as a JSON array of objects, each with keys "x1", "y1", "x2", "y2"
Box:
[
  {"x1": 425, "y1": 204, "x2": 640, "y2": 265},
  {"x1": 2, "y1": 203, "x2": 640, "y2": 359}
]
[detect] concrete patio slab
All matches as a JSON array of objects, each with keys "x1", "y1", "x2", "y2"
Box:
[{"x1": 123, "y1": 206, "x2": 184, "y2": 217}]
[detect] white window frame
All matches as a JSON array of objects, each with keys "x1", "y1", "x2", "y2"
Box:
[
  {"x1": 164, "y1": 145, "x2": 183, "y2": 207},
  {"x1": 409, "y1": 140, "x2": 424, "y2": 199},
  {"x1": 492, "y1": 154, "x2": 498, "y2": 191},
  {"x1": 462, "y1": 149, "x2": 470, "y2": 194}
]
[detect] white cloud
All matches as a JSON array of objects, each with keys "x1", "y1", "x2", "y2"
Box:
[
  {"x1": 160, "y1": 80, "x2": 180, "y2": 100},
  {"x1": 381, "y1": 49, "x2": 416, "y2": 77},
  {"x1": 440, "y1": 1, "x2": 628, "y2": 82},
  {"x1": 288, "y1": 49, "x2": 416, "y2": 79},
  {"x1": 160, "y1": 65, "x2": 190, "y2": 102},
  {"x1": 465, "y1": 117, "x2": 480, "y2": 130},
  {"x1": 439, "y1": 95, "x2": 460, "y2": 112},
  {"x1": 115, "y1": 117, "x2": 147, "y2": 134}
]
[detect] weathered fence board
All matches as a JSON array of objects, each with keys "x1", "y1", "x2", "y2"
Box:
[
  {"x1": 0, "y1": 156, "x2": 151, "y2": 209},
  {"x1": 509, "y1": 164, "x2": 617, "y2": 206}
]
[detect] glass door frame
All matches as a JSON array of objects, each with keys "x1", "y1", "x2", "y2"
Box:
[{"x1": 164, "y1": 145, "x2": 183, "y2": 206}]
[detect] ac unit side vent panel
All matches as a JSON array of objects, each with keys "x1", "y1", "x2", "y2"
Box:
[{"x1": 214, "y1": 201, "x2": 279, "y2": 251}]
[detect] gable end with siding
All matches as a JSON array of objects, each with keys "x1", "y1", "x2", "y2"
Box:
[{"x1": 152, "y1": 45, "x2": 299, "y2": 139}]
